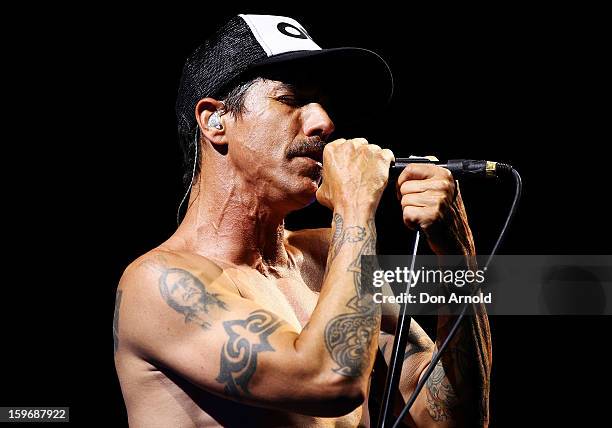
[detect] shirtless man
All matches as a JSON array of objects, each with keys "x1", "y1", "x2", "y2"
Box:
[{"x1": 114, "y1": 15, "x2": 491, "y2": 427}]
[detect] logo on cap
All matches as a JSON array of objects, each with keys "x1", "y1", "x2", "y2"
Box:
[
  {"x1": 276, "y1": 22, "x2": 309, "y2": 40},
  {"x1": 239, "y1": 14, "x2": 321, "y2": 57}
]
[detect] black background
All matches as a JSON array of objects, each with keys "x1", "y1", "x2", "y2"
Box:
[{"x1": 4, "y1": 3, "x2": 610, "y2": 427}]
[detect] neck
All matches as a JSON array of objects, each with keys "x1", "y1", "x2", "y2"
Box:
[{"x1": 172, "y1": 155, "x2": 291, "y2": 272}]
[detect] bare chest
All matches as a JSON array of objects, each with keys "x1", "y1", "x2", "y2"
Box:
[{"x1": 224, "y1": 266, "x2": 320, "y2": 330}]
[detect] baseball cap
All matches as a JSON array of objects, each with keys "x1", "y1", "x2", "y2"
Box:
[{"x1": 176, "y1": 14, "x2": 393, "y2": 138}]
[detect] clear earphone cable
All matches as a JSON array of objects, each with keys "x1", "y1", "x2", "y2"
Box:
[{"x1": 176, "y1": 128, "x2": 199, "y2": 226}]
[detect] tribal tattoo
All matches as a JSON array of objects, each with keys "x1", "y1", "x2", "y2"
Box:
[
  {"x1": 324, "y1": 216, "x2": 381, "y2": 377},
  {"x1": 425, "y1": 358, "x2": 459, "y2": 422},
  {"x1": 424, "y1": 343, "x2": 474, "y2": 422},
  {"x1": 113, "y1": 289, "x2": 123, "y2": 354},
  {"x1": 159, "y1": 268, "x2": 228, "y2": 330},
  {"x1": 216, "y1": 309, "x2": 283, "y2": 397}
]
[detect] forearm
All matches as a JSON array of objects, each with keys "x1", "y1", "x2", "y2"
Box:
[
  {"x1": 394, "y1": 164, "x2": 491, "y2": 426},
  {"x1": 295, "y1": 208, "x2": 380, "y2": 393},
  {"x1": 384, "y1": 256, "x2": 490, "y2": 427},
  {"x1": 426, "y1": 306, "x2": 491, "y2": 426},
  {"x1": 419, "y1": 253, "x2": 492, "y2": 426}
]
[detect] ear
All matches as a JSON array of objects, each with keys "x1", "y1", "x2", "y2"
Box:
[{"x1": 195, "y1": 98, "x2": 227, "y2": 146}]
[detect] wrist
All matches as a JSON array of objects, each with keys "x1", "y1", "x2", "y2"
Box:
[{"x1": 333, "y1": 202, "x2": 377, "y2": 220}]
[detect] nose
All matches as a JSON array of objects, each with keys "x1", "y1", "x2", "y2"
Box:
[{"x1": 301, "y1": 103, "x2": 335, "y2": 140}]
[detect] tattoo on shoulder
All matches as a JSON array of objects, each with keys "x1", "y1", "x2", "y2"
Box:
[
  {"x1": 113, "y1": 289, "x2": 123, "y2": 354},
  {"x1": 159, "y1": 268, "x2": 228, "y2": 330},
  {"x1": 216, "y1": 309, "x2": 283, "y2": 397}
]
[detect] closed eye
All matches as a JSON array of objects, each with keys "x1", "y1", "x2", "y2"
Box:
[{"x1": 273, "y1": 95, "x2": 305, "y2": 107}]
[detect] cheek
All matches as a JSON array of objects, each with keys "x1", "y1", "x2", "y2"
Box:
[{"x1": 235, "y1": 118, "x2": 293, "y2": 162}]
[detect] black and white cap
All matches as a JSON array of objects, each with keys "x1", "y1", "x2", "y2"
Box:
[{"x1": 176, "y1": 14, "x2": 393, "y2": 138}]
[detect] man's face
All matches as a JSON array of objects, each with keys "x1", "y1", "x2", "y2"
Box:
[{"x1": 224, "y1": 79, "x2": 335, "y2": 210}]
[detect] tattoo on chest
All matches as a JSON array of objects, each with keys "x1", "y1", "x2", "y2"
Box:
[
  {"x1": 216, "y1": 309, "x2": 283, "y2": 396},
  {"x1": 158, "y1": 268, "x2": 228, "y2": 330},
  {"x1": 324, "y1": 215, "x2": 381, "y2": 377}
]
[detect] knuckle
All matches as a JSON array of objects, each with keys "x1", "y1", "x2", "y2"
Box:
[
  {"x1": 433, "y1": 199, "x2": 444, "y2": 214},
  {"x1": 403, "y1": 206, "x2": 419, "y2": 223},
  {"x1": 438, "y1": 179, "x2": 451, "y2": 192},
  {"x1": 326, "y1": 139, "x2": 342, "y2": 150},
  {"x1": 382, "y1": 148, "x2": 395, "y2": 161}
]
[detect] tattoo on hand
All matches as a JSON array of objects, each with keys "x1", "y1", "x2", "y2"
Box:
[
  {"x1": 325, "y1": 216, "x2": 381, "y2": 377},
  {"x1": 159, "y1": 268, "x2": 228, "y2": 330},
  {"x1": 216, "y1": 310, "x2": 283, "y2": 397},
  {"x1": 113, "y1": 289, "x2": 123, "y2": 354}
]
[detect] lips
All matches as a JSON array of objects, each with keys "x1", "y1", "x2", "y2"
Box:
[
  {"x1": 289, "y1": 147, "x2": 324, "y2": 163},
  {"x1": 298, "y1": 150, "x2": 323, "y2": 163}
]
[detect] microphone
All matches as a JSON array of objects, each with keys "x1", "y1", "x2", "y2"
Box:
[{"x1": 391, "y1": 156, "x2": 514, "y2": 179}]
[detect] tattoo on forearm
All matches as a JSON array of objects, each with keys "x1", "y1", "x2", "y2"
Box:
[
  {"x1": 425, "y1": 358, "x2": 459, "y2": 421},
  {"x1": 159, "y1": 268, "x2": 228, "y2": 330},
  {"x1": 324, "y1": 213, "x2": 366, "y2": 278},
  {"x1": 216, "y1": 309, "x2": 283, "y2": 397},
  {"x1": 324, "y1": 216, "x2": 381, "y2": 377},
  {"x1": 325, "y1": 296, "x2": 380, "y2": 377},
  {"x1": 113, "y1": 289, "x2": 123, "y2": 354},
  {"x1": 331, "y1": 213, "x2": 344, "y2": 252},
  {"x1": 424, "y1": 343, "x2": 474, "y2": 422}
]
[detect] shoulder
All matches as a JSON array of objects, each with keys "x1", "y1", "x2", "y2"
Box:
[
  {"x1": 114, "y1": 248, "x2": 239, "y2": 355},
  {"x1": 118, "y1": 247, "x2": 228, "y2": 294},
  {"x1": 285, "y1": 227, "x2": 331, "y2": 263}
]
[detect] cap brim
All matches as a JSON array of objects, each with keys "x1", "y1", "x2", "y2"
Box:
[{"x1": 247, "y1": 47, "x2": 394, "y2": 116}]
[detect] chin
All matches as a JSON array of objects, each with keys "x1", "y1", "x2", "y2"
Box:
[{"x1": 285, "y1": 177, "x2": 319, "y2": 209}]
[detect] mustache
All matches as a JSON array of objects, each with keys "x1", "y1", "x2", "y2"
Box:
[{"x1": 286, "y1": 136, "x2": 326, "y2": 159}]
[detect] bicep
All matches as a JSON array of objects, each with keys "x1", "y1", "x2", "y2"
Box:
[
  {"x1": 120, "y1": 261, "x2": 344, "y2": 414},
  {"x1": 152, "y1": 291, "x2": 308, "y2": 402}
]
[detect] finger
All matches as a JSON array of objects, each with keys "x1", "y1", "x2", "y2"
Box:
[
  {"x1": 399, "y1": 177, "x2": 454, "y2": 196},
  {"x1": 397, "y1": 164, "x2": 451, "y2": 185},
  {"x1": 350, "y1": 138, "x2": 369, "y2": 147},
  {"x1": 381, "y1": 148, "x2": 395, "y2": 164},
  {"x1": 402, "y1": 205, "x2": 427, "y2": 229},
  {"x1": 402, "y1": 205, "x2": 436, "y2": 229},
  {"x1": 327, "y1": 138, "x2": 346, "y2": 147},
  {"x1": 401, "y1": 192, "x2": 444, "y2": 208}
]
